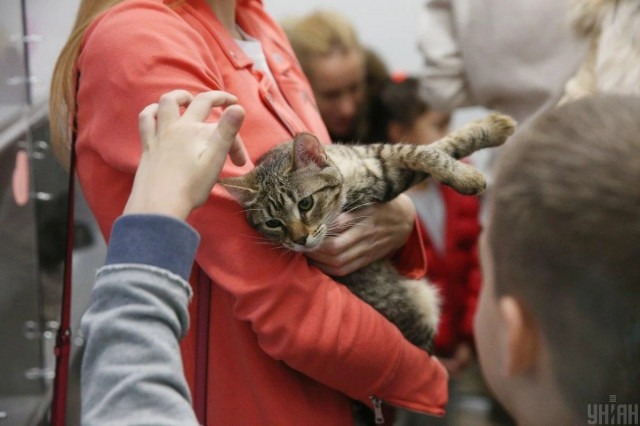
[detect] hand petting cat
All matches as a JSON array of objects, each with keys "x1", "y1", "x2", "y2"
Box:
[
  {"x1": 306, "y1": 194, "x2": 416, "y2": 276},
  {"x1": 124, "y1": 90, "x2": 247, "y2": 220}
]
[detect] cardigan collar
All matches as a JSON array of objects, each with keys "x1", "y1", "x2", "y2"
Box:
[{"x1": 185, "y1": 0, "x2": 272, "y2": 70}]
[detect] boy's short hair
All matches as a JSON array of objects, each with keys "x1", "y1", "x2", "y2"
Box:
[
  {"x1": 379, "y1": 77, "x2": 429, "y2": 128},
  {"x1": 488, "y1": 95, "x2": 640, "y2": 413}
]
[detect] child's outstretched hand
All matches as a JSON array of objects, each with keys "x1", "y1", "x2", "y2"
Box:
[{"x1": 124, "y1": 90, "x2": 246, "y2": 220}]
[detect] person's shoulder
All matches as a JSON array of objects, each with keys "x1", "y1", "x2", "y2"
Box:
[
  {"x1": 81, "y1": 0, "x2": 205, "y2": 63},
  {"x1": 83, "y1": 0, "x2": 196, "y2": 50}
]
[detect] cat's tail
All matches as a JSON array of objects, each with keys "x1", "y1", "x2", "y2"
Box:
[{"x1": 431, "y1": 113, "x2": 516, "y2": 159}]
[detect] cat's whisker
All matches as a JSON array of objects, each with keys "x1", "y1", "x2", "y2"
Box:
[
  {"x1": 239, "y1": 233, "x2": 269, "y2": 241},
  {"x1": 341, "y1": 194, "x2": 369, "y2": 212},
  {"x1": 276, "y1": 248, "x2": 296, "y2": 261},
  {"x1": 255, "y1": 241, "x2": 279, "y2": 247},
  {"x1": 327, "y1": 213, "x2": 374, "y2": 229},
  {"x1": 340, "y1": 201, "x2": 377, "y2": 216},
  {"x1": 323, "y1": 231, "x2": 338, "y2": 239}
]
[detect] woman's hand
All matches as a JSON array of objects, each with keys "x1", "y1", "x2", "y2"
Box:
[
  {"x1": 306, "y1": 194, "x2": 416, "y2": 276},
  {"x1": 124, "y1": 90, "x2": 246, "y2": 220},
  {"x1": 439, "y1": 343, "x2": 474, "y2": 378}
]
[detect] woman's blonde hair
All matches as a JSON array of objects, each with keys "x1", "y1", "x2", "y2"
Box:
[
  {"x1": 49, "y1": 0, "x2": 184, "y2": 169},
  {"x1": 281, "y1": 10, "x2": 362, "y2": 78}
]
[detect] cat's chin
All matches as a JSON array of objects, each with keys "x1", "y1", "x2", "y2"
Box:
[{"x1": 287, "y1": 241, "x2": 322, "y2": 253}]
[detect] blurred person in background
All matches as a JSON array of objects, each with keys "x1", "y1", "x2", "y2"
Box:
[
  {"x1": 559, "y1": 0, "x2": 640, "y2": 103},
  {"x1": 418, "y1": 0, "x2": 586, "y2": 124},
  {"x1": 282, "y1": 10, "x2": 389, "y2": 143},
  {"x1": 418, "y1": 0, "x2": 587, "y2": 228}
]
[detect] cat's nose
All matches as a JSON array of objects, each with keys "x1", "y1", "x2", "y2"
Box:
[{"x1": 294, "y1": 235, "x2": 307, "y2": 245}]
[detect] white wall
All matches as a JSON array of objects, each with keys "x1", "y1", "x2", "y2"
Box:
[
  {"x1": 24, "y1": 0, "x2": 82, "y2": 104},
  {"x1": 264, "y1": 0, "x2": 424, "y2": 75}
]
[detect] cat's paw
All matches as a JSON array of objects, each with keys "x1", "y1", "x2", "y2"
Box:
[
  {"x1": 481, "y1": 113, "x2": 517, "y2": 148},
  {"x1": 434, "y1": 160, "x2": 487, "y2": 195}
]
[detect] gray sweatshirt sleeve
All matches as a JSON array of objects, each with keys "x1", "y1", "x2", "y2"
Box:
[{"x1": 80, "y1": 214, "x2": 201, "y2": 426}]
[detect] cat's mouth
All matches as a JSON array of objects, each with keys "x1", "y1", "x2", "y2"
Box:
[
  {"x1": 287, "y1": 240, "x2": 322, "y2": 252},
  {"x1": 284, "y1": 225, "x2": 326, "y2": 252}
]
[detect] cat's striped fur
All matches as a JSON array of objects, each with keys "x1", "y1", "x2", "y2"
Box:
[{"x1": 221, "y1": 113, "x2": 515, "y2": 352}]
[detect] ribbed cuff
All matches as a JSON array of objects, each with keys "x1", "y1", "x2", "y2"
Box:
[{"x1": 106, "y1": 214, "x2": 200, "y2": 280}]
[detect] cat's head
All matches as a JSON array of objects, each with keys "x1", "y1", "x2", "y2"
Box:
[{"x1": 221, "y1": 132, "x2": 345, "y2": 252}]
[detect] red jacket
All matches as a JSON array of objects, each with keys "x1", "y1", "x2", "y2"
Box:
[
  {"x1": 414, "y1": 185, "x2": 482, "y2": 356},
  {"x1": 75, "y1": 0, "x2": 447, "y2": 424}
]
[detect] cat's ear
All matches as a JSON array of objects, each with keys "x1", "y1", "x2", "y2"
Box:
[
  {"x1": 292, "y1": 132, "x2": 328, "y2": 169},
  {"x1": 219, "y1": 172, "x2": 257, "y2": 206}
]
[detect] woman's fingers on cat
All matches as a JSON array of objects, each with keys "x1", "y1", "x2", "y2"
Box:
[
  {"x1": 157, "y1": 90, "x2": 194, "y2": 132},
  {"x1": 181, "y1": 91, "x2": 238, "y2": 123},
  {"x1": 309, "y1": 234, "x2": 378, "y2": 276},
  {"x1": 307, "y1": 220, "x2": 374, "y2": 276},
  {"x1": 138, "y1": 102, "x2": 159, "y2": 151},
  {"x1": 308, "y1": 251, "x2": 367, "y2": 277}
]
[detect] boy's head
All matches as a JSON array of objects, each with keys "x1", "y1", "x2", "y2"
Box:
[
  {"x1": 476, "y1": 95, "x2": 640, "y2": 424},
  {"x1": 379, "y1": 76, "x2": 451, "y2": 145}
]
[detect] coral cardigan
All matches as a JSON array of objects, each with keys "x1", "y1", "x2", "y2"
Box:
[
  {"x1": 75, "y1": 0, "x2": 447, "y2": 424},
  {"x1": 415, "y1": 185, "x2": 482, "y2": 356}
]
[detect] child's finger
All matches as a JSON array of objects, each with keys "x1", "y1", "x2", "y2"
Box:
[
  {"x1": 204, "y1": 104, "x2": 245, "y2": 166},
  {"x1": 138, "y1": 103, "x2": 159, "y2": 149},
  {"x1": 228, "y1": 135, "x2": 248, "y2": 167},
  {"x1": 182, "y1": 91, "x2": 238, "y2": 123},
  {"x1": 157, "y1": 90, "x2": 194, "y2": 132}
]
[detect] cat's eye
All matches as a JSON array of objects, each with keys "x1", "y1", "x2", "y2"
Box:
[
  {"x1": 298, "y1": 196, "x2": 314, "y2": 212},
  {"x1": 265, "y1": 219, "x2": 283, "y2": 228}
]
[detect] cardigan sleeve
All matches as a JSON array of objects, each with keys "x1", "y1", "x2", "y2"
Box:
[
  {"x1": 77, "y1": 1, "x2": 447, "y2": 415},
  {"x1": 418, "y1": 0, "x2": 473, "y2": 111}
]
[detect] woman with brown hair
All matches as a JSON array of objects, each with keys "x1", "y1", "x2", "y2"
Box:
[{"x1": 282, "y1": 10, "x2": 389, "y2": 143}]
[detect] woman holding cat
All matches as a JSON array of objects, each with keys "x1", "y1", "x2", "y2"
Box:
[{"x1": 50, "y1": 0, "x2": 447, "y2": 424}]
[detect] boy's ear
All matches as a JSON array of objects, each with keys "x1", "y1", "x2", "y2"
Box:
[
  {"x1": 292, "y1": 132, "x2": 328, "y2": 169},
  {"x1": 499, "y1": 296, "x2": 541, "y2": 376},
  {"x1": 219, "y1": 172, "x2": 257, "y2": 206}
]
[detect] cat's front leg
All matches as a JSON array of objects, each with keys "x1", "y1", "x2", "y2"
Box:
[
  {"x1": 407, "y1": 147, "x2": 488, "y2": 195},
  {"x1": 432, "y1": 113, "x2": 516, "y2": 159}
]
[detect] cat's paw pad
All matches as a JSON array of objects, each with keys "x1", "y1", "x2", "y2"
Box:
[
  {"x1": 482, "y1": 113, "x2": 517, "y2": 147},
  {"x1": 442, "y1": 164, "x2": 487, "y2": 195}
]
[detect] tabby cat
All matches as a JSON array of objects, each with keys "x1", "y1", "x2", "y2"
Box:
[{"x1": 221, "y1": 113, "x2": 515, "y2": 353}]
